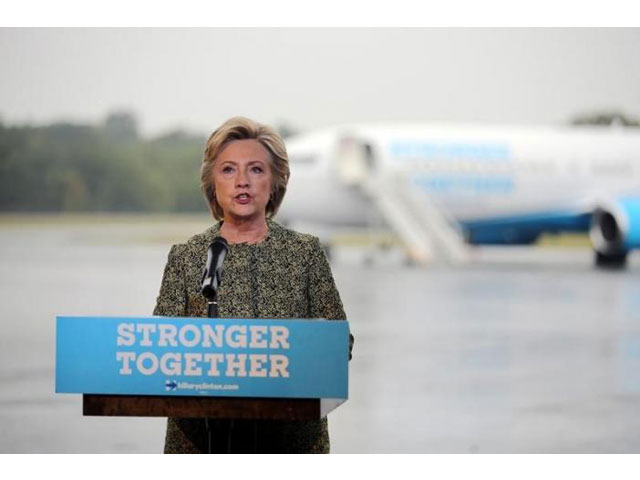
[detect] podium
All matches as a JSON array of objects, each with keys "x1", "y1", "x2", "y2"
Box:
[
  {"x1": 83, "y1": 395, "x2": 345, "y2": 420},
  {"x1": 57, "y1": 316, "x2": 349, "y2": 421}
]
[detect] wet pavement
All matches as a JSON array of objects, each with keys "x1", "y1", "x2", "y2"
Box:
[{"x1": 1, "y1": 218, "x2": 639, "y2": 452}]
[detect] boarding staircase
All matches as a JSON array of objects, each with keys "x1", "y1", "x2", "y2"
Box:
[
  {"x1": 361, "y1": 173, "x2": 470, "y2": 265},
  {"x1": 337, "y1": 135, "x2": 469, "y2": 265}
]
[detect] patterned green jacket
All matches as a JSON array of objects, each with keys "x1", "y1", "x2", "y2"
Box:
[{"x1": 153, "y1": 219, "x2": 352, "y2": 453}]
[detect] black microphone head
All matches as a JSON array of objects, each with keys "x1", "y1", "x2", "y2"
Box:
[
  {"x1": 201, "y1": 236, "x2": 229, "y2": 300},
  {"x1": 211, "y1": 236, "x2": 229, "y2": 251}
]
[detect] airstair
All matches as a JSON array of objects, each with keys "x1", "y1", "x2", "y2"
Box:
[
  {"x1": 361, "y1": 173, "x2": 470, "y2": 265},
  {"x1": 336, "y1": 135, "x2": 469, "y2": 265}
]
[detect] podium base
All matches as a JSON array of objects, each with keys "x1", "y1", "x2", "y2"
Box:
[{"x1": 83, "y1": 394, "x2": 345, "y2": 421}]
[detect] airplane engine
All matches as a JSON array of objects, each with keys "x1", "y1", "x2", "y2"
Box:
[{"x1": 589, "y1": 197, "x2": 640, "y2": 267}]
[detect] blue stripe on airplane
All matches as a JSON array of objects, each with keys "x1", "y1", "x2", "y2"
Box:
[
  {"x1": 411, "y1": 175, "x2": 515, "y2": 194},
  {"x1": 389, "y1": 141, "x2": 511, "y2": 161},
  {"x1": 459, "y1": 211, "x2": 592, "y2": 245}
]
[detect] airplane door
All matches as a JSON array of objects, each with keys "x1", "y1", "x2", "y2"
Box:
[{"x1": 336, "y1": 137, "x2": 376, "y2": 186}]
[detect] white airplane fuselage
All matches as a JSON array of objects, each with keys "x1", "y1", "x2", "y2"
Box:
[{"x1": 277, "y1": 123, "x2": 640, "y2": 262}]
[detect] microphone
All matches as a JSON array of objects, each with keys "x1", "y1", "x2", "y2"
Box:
[
  {"x1": 201, "y1": 236, "x2": 229, "y2": 449},
  {"x1": 201, "y1": 236, "x2": 229, "y2": 305}
]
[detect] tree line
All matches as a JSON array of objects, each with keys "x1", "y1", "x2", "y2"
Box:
[
  {"x1": 0, "y1": 112, "x2": 209, "y2": 213},
  {"x1": 3, "y1": 109, "x2": 630, "y2": 213}
]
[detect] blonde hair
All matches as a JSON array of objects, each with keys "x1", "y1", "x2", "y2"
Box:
[{"x1": 201, "y1": 117, "x2": 290, "y2": 220}]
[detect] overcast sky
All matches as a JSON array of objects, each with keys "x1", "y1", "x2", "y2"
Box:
[{"x1": 1, "y1": 28, "x2": 639, "y2": 137}]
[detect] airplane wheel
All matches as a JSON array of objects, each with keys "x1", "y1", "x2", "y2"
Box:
[{"x1": 594, "y1": 251, "x2": 628, "y2": 269}]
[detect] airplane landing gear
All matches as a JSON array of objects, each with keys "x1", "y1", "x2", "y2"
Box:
[{"x1": 594, "y1": 251, "x2": 628, "y2": 269}]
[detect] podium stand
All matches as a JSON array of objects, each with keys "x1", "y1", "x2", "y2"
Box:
[
  {"x1": 83, "y1": 394, "x2": 345, "y2": 420},
  {"x1": 57, "y1": 316, "x2": 349, "y2": 422}
]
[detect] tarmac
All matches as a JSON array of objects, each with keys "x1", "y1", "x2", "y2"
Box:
[{"x1": 1, "y1": 217, "x2": 639, "y2": 453}]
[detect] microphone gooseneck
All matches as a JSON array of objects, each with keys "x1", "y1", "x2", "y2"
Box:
[{"x1": 201, "y1": 236, "x2": 230, "y2": 453}]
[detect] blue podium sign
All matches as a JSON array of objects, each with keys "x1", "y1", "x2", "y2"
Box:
[{"x1": 56, "y1": 316, "x2": 349, "y2": 399}]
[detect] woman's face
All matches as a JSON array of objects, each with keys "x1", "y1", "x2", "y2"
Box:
[{"x1": 212, "y1": 139, "x2": 273, "y2": 223}]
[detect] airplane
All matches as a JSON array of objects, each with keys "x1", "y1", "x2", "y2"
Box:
[{"x1": 275, "y1": 122, "x2": 640, "y2": 268}]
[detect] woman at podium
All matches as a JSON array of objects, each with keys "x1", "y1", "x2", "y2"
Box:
[{"x1": 153, "y1": 116, "x2": 352, "y2": 453}]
